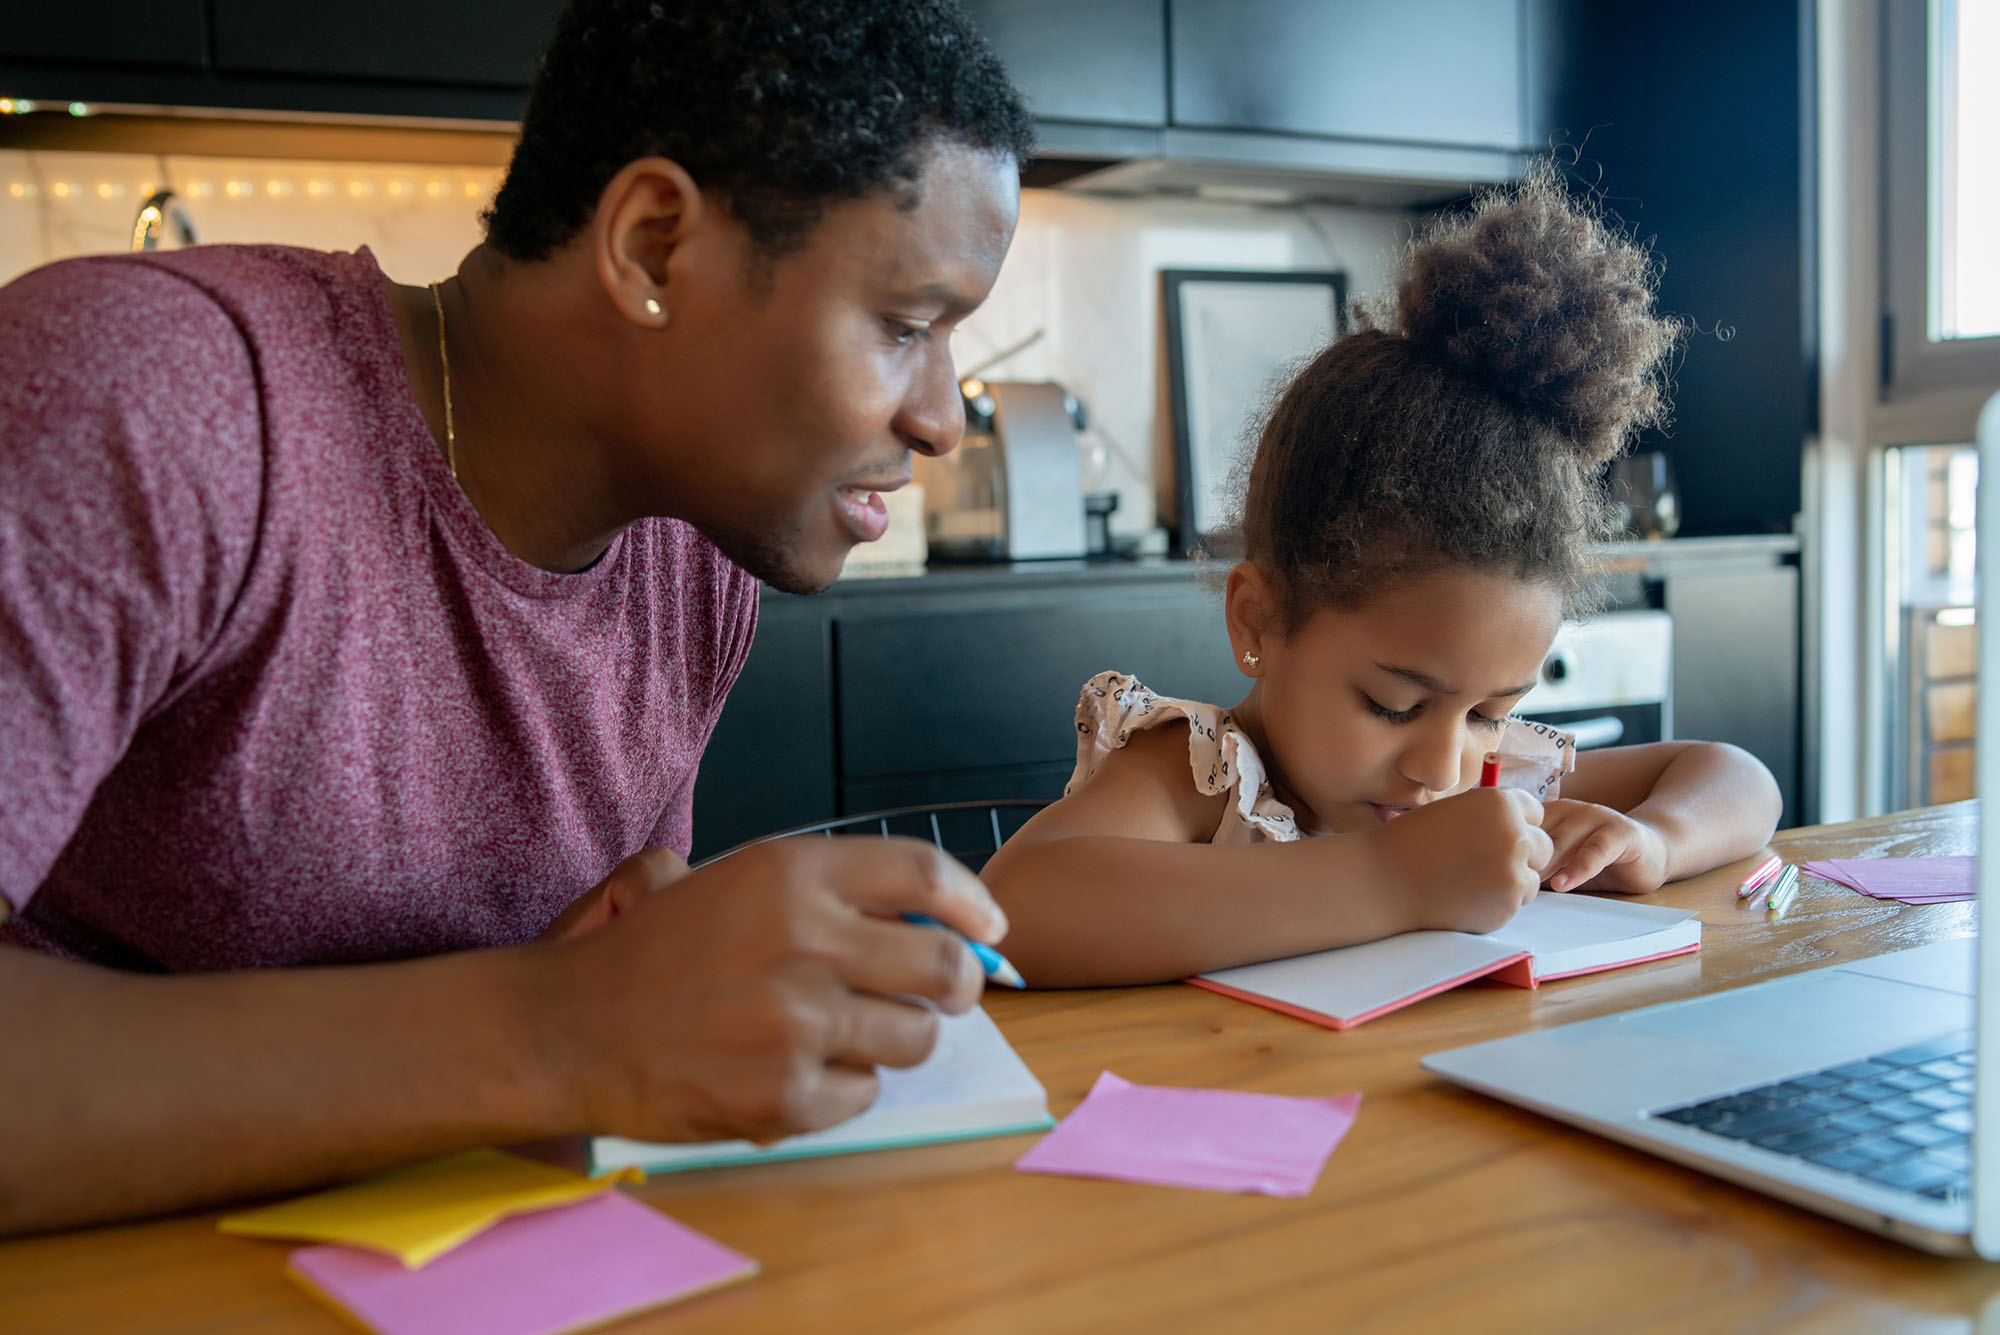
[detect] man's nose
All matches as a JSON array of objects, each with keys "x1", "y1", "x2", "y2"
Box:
[{"x1": 896, "y1": 353, "x2": 966, "y2": 458}]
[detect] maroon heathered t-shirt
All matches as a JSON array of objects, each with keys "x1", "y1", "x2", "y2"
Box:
[{"x1": 0, "y1": 245, "x2": 759, "y2": 970}]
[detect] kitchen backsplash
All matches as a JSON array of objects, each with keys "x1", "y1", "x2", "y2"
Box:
[
  {"x1": 0, "y1": 145, "x2": 1412, "y2": 538},
  {"x1": 0, "y1": 148, "x2": 505, "y2": 287},
  {"x1": 949, "y1": 190, "x2": 1409, "y2": 537}
]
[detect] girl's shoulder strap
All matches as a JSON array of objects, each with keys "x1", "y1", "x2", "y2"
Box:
[
  {"x1": 1498, "y1": 715, "x2": 1579, "y2": 799},
  {"x1": 1068, "y1": 671, "x2": 1302, "y2": 841},
  {"x1": 1071, "y1": 670, "x2": 1225, "y2": 766}
]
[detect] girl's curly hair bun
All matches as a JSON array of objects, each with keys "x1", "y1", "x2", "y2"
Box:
[{"x1": 1362, "y1": 163, "x2": 1683, "y2": 467}]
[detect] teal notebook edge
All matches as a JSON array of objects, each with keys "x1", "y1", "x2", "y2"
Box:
[
  {"x1": 589, "y1": 1006, "x2": 1051, "y2": 1177},
  {"x1": 592, "y1": 1114, "x2": 1057, "y2": 1177}
]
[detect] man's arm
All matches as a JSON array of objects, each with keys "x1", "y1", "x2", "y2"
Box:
[
  {"x1": 1, "y1": 931, "x2": 567, "y2": 1234},
  {"x1": 1, "y1": 836, "x2": 1006, "y2": 1236}
]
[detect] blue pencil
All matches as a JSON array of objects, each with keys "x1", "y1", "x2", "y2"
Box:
[{"x1": 900, "y1": 913, "x2": 1026, "y2": 988}]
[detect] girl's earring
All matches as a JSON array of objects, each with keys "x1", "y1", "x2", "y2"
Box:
[
  {"x1": 643, "y1": 297, "x2": 666, "y2": 323},
  {"x1": 1241, "y1": 651, "x2": 1260, "y2": 670}
]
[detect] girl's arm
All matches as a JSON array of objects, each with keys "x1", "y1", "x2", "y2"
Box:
[
  {"x1": 1543, "y1": 740, "x2": 1782, "y2": 893},
  {"x1": 980, "y1": 726, "x2": 1548, "y2": 987}
]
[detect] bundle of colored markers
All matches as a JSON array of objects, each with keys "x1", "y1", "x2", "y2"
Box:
[{"x1": 1735, "y1": 855, "x2": 1799, "y2": 916}]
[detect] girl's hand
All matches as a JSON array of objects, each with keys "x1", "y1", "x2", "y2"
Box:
[
  {"x1": 1363, "y1": 788, "x2": 1553, "y2": 934},
  {"x1": 1537, "y1": 799, "x2": 1670, "y2": 894}
]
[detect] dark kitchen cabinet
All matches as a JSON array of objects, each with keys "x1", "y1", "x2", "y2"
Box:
[
  {"x1": 691, "y1": 537, "x2": 1807, "y2": 862},
  {"x1": 961, "y1": 0, "x2": 1539, "y2": 176},
  {"x1": 1541, "y1": 0, "x2": 1812, "y2": 539},
  {"x1": 698, "y1": 605, "x2": 837, "y2": 857},
  {"x1": 208, "y1": 0, "x2": 562, "y2": 87},
  {"x1": 8, "y1": 2, "x2": 1544, "y2": 190},
  {"x1": 0, "y1": 3, "x2": 205, "y2": 71},
  {"x1": 960, "y1": 0, "x2": 1166, "y2": 128},
  {"x1": 0, "y1": 0, "x2": 552, "y2": 122},
  {"x1": 1169, "y1": 0, "x2": 1529, "y2": 151},
  {"x1": 690, "y1": 564, "x2": 1240, "y2": 862}
]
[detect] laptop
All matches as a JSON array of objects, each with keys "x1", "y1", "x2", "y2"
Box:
[{"x1": 1422, "y1": 388, "x2": 2000, "y2": 1258}]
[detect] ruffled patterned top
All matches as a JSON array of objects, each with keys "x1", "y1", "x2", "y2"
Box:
[{"x1": 1065, "y1": 670, "x2": 1577, "y2": 845}]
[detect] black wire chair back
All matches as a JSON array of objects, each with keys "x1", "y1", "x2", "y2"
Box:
[{"x1": 696, "y1": 799, "x2": 1047, "y2": 873}]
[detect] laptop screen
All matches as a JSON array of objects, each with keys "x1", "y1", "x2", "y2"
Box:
[{"x1": 1972, "y1": 388, "x2": 2000, "y2": 1258}]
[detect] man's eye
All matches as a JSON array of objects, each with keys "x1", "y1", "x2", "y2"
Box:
[
  {"x1": 1363, "y1": 695, "x2": 1419, "y2": 724},
  {"x1": 884, "y1": 319, "x2": 929, "y2": 345}
]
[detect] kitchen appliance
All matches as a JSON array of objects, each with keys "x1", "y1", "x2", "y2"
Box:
[
  {"x1": 129, "y1": 189, "x2": 198, "y2": 253},
  {"x1": 918, "y1": 380, "x2": 1087, "y2": 562},
  {"x1": 1611, "y1": 450, "x2": 1682, "y2": 539},
  {"x1": 1514, "y1": 610, "x2": 1672, "y2": 749}
]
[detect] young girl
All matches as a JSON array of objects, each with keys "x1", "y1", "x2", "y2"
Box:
[{"x1": 981, "y1": 170, "x2": 1783, "y2": 988}]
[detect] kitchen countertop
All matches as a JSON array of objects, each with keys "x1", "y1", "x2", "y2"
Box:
[
  {"x1": 1597, "y1": 532, "x2": 1800, "y2": 573},
  {"x1": 801, "y1": 533, "x2": 1801, "y2": 603}
]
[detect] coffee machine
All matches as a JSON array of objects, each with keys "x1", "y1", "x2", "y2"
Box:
[{"x1": 918, "y1": 380, "x2": 1088, "y2": 562}]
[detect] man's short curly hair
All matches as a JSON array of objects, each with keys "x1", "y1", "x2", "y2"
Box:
[{"x1": 484, "y1": 0, "x2": 1035, "y2": 261}]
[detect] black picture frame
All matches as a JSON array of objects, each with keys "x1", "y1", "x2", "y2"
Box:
[{"x1": 1160, "y1": 268, "x2": 1349, "y2": 556}]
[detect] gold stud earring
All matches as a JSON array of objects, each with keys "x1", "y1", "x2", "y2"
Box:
[{"x1": 1242, "y1": 651, "x2": 1259, "y2": 670}]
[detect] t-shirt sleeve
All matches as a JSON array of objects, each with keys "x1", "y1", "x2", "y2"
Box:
[
  {"x1": 646, "y1": 548, "x2": 759, "y2": 857},
  {"x1": 0, "y1": 259, "x2": 263, "y2": 912},
  {"x1": 706, "y1": 564, "x2": 761, "y2": 721}
]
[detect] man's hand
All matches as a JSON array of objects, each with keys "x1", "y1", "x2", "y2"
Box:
[
  {"x1": 1361, "y1": 788, "x2": 1553, "y2": 934},
  {"x1": 0, "y1": 837, "x2": 1001, "y2": 1236},
  {"x1": 1537, "y1": 799, "x2": 1671, "y2": 894},
  {"x1": 537, "y1": 836, "x2": 1006, "y2": 1147}
]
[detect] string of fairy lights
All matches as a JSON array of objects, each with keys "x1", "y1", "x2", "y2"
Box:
[
  {"x1": 4, "y1": 176, "x2": 494, "y2": 202},
  {"x1": 0, "y1": 99, "x2": 85, "y2": 116},
  {"x1": 0, "y1": 100, "x2": 500, "y2": 208}
]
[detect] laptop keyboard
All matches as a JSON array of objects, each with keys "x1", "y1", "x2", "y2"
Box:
[{"x1": 1651, "y1": 1030, "x2": 1974, "y2": 1202}]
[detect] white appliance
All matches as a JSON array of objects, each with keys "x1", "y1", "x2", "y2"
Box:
[
  {"x1": 1421, "y1": 389, "x2": 2000, "y2": 1257},
  {"x1": 1514, "y1": 610, "x2": 1672, "y2": 750}
]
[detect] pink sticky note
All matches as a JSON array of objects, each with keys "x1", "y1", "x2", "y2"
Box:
[
  {"x1": 286, "y1": 1190, "x2": 755, "y2": 1335},
  {"x1": 1800, "y1": 861, "x2": 1869, "y2": 895},
  {"x1": 1805, "y1": 857, "x2": 1975, "y2": 904},
  {"x1": 1013, "y1": 1070, "x2": 1360, "y2": 1197}
]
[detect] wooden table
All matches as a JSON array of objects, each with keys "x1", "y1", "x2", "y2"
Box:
[{"x1": 6, "y1": 803, "x2": 1997, "y2": 1333}]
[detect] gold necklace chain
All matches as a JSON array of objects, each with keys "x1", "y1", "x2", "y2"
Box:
[{"x1": 429, "y1": 280, "x2": 458, "y2": 481}]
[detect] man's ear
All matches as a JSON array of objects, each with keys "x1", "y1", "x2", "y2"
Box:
[
  {"x1": 1224, "y1": 562, "x2": 1277, "y2": 676},
  {"x1": 591, "y1": 156, "x2": 704, "y2": 330}
]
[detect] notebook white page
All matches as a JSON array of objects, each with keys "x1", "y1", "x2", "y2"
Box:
[
  {"x1": 591, "y1": 1005, "x2": 1051, "y2": 1175},
  {"x1": 1486, "y1": 893, "x2": 1700, "y2": 979},
  {"x1": 1196, "y1": 891, "x2": 1701, "y2": 1027}
]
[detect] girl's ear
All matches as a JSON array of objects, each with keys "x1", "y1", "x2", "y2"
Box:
[{"x1": 1224, "y1": 562, "x2": 1276, "y2": 676}]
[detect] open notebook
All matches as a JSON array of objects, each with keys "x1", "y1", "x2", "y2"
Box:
[
  {"x1": 592, "y1": 1005, "x2": 1052, "y2": 1175},
  {"x1": 1192, "y1": 892, "x2": 1701, "y2": 1030}
]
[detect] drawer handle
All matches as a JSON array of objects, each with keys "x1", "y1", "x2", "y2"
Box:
[{"x1": 1563, "y1": 716, "x2": 1627, "y2": 750}]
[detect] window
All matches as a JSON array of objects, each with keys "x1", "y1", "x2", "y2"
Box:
[
  {"x1": 1884, "y1": 0, "x2": 2000, "y2": 395},
  {"x1": 1882, "y1": 443, "x2": 1979, "y2": 810}
]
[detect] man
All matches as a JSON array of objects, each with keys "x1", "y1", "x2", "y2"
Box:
[{"x1": 0, "y1": 0, "x2": 1032, "y2": 1233}]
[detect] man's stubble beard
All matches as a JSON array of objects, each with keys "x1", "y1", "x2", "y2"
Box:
[{"x1": 700, "y1": 517, "x2": 837, "y2": 595}]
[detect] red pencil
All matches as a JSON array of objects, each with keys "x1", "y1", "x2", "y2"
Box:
[{"x1": 1479, "y1": 752, "x2": 1501, "y2": 788}]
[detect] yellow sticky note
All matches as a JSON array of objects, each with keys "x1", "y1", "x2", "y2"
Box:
[{"x1": 219, "y1": 1148, "x2": 642, "y2": 1269}]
